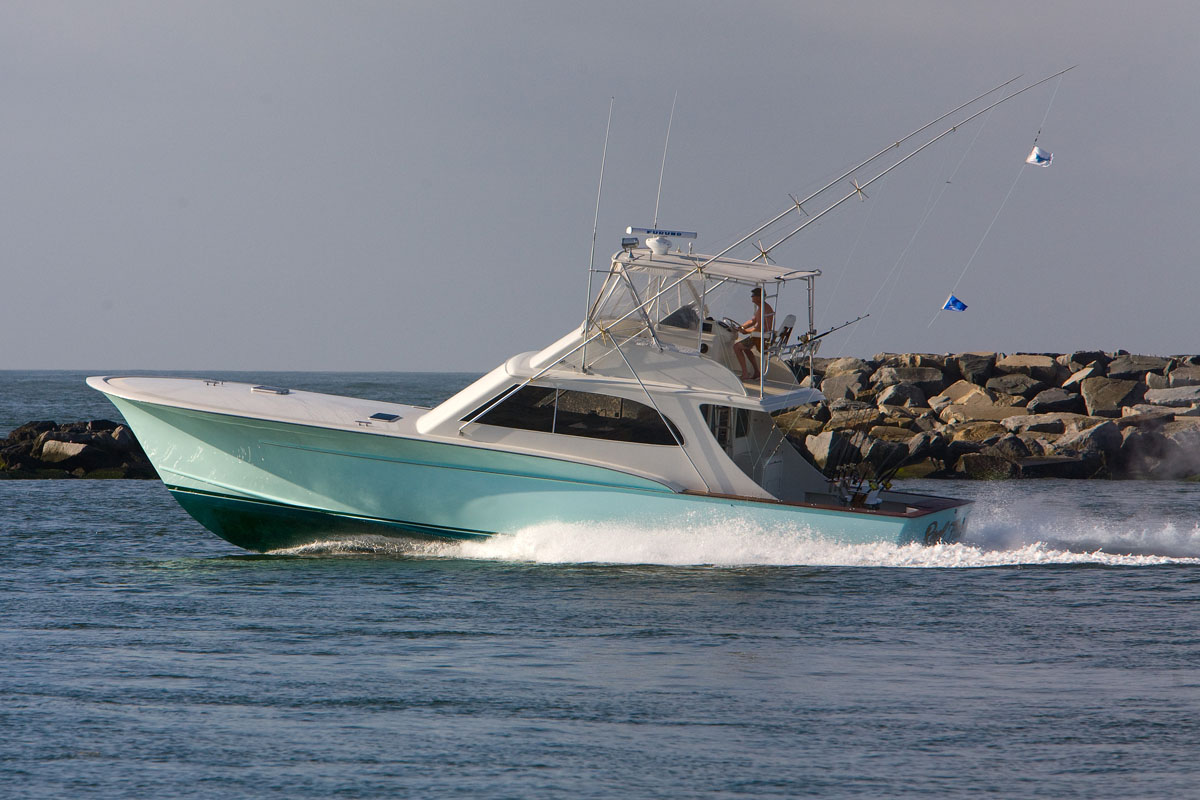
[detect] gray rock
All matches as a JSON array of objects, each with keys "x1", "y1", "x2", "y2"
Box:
[
  {"x1": 985, "y1": 373, "x2": 1047, "y2": 399},
  {"x1": 1053, "y1": 420, "x2": 1123, "y2": 456},
  {"x1": 1027, "y1": 388, "x2": 1085, "y2": 414},
  {"x1": 1062, "y1": 363, "x2": 1101, "y2": 389},
  {"x1": 1106, "y1": 354, "x2": 1169, "y2": 380},
  {"x1": 949, "y1": 421, "x2": 1008, "y2": 445},
  {"x1": 907, "y1": 430, "x2": 948, "y2": 463},
  {"x1": 805, "y1": 430, "x2": 862, "y2": 470},
  {"x1": 824, "y1": 407, "x2": 883, "y2": 432},
  {"x1": 39, "y1": 440, "x2": 92, "y2": 463},
  {"x1": 821, "y1": 372, "x2": 869, "y2": 401},
  {"x1": 1159, "y1": 419, "x2": 1200, "y2": 476},
  {"x1": 1080, "y1": 376, "x2": 1144, "y2": 418},
  {"x1": 1001, "y1": 412, "x2": 1095, "y2": 435},
  {"x1": 983, "y1": 435, "x2": 1032, "y2": 461},
  {"x1": 957, "y1": 353, "x2": 996, "y2": 386},
  {"x1": 994, "y1": 353, "x2": 1061, "y2": 383},
  {"x1": 1066, "y1": 351, "x2": 1110, "y2": 371},
  {"x1": 1116, "y1": 427, "x2": 1169, "y2": 478},
  {"x1": 6, "y1": 421, "x2": 57, "y2": 444},
  {"x1": 870, "y1": 366, "x2": 947, "y2": 397},
  {"x1": 1017, "y1": 454, "x2": 1104, "y2": 479},
  {"x1": 939, "y1": 404, "x2": 1029, "y2": 424},
  {"x1": 876, "y1": 382, "x2": 927, "y2": 408},
  {"x1": 956, "y1": 453, "x2": 1019, "y2": 479},
  {"x1": 860, "y1": 437, "x2": 909, "y2": 471},
  {"x1": 943, "y1": 439, "x2": 984, "y2": 470},
  {"x1": 1144, "y1": 386, "x2": 1200, "y2": 408},
  {"x1": 824, "y1": 357, "x2": 873, "y2": 376},
  {"x1": 1169, "y1": 365, "x2": 1200, "y2": 387}
]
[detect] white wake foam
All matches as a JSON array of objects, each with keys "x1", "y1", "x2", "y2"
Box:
[{"x1": 272, "y1": 507, "x2": 1200, "y2": 568}]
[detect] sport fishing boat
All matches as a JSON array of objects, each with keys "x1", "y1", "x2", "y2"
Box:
[
  {"x1": 88, "y1": 232, "x2": 968, "y2": 552},
  {"x1": 85, "y1": 71, "x2": 1074, "y2": 553}
]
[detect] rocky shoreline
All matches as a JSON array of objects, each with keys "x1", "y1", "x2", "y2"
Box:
[
  {"x1": 781, "y1": 351, "x2": 1200, "y2": 480},
  {"x1": 0, "y1": 419, "x2": 156, "y2": 479},
  {"x1": 3, "y1": 351, "x2": 1199, "y2": 480}
]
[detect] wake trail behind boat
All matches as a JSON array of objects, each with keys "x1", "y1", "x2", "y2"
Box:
[{"x1": 271, "y1": 501, "x2": 1200, "y2": 567}]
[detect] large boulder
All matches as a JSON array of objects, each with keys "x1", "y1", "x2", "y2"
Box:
[
  {"x1": 1052, "y1": 420, "x2": 1123, "y2": 457},
  {"x1": 1027, "y1": 388, "x2": 1085, "y2": 415},
  {"x1": 930, "y1": 379, "x2": 995, "y2": 410},
  {"x1": 939, "y1": 404, "x2": 1029, "y2": 424},
  {"x1": 1063, "y1": 351, "x2": 1110, "y2": 372},
  {"x1": 956, "y1": 453, "x2": 1020, "y2": 479},
  {"x1": 1062, "y1": 363, "x2": 1102, "y2": 389},
  {"x1": 1158, "y1": 419, "x2": 1200, "y2": 477},
  {"x1": 37, "y1": 439, "x2": 113, "y2": 472},
  {"x1": 869, "y1": 425, "x2": 921, "y2": 443},
  {"x1": 874, "y1": 353, "x2": 946, "y2": 370},
  {"x1": 876, "y1": 382, "x2": 927, "y2": 408},
  {"x1": 6, "y1": 421, "x2": 57, "y2": 443},
  {"x1": 1143, "y1": 386, "x2": 1200, "y2": 408},
  {"x1": 985, "y1": 373, "x2": 1047, "y2": 399},
  {"x1": 859, "y1": 437, "x2": 909, "y2": 471},
  {"x1": 983, "y1": 435, "x2": 1032, "y2": 461},
  {"x1": 994, "y1": 353, "x2": 1061, "y2": 383},
  {"x1": 821, "y1": 372, "x2": 869, "y2": 401},
  {"x1": 1079, "y1": 376, "x2": 1144, "y2": 418},
  {"x1": 949, "y1": 421, "x2": 1008, "y2": 444},
  {"x1": 956, "y1": 352, "x2": 996, "y2": 385},
  {"x1": 1115, "y1": 427, "x2": 1169, "y2": 478},
  {"x1": 1001, "y1": 412, "x2": 1098, "y2": 435},
  {"x1": 907, "y1": 430, "x2": 948, "y2": 463},
  {"x1": 1168, "y1": 365, "x2": 1200, "y2": 387},
  {"x1": 869, "y1": 366, "x2": 947, "y2": 397},
  {"x1": 1106, "y1": 354, "x2": 1169, "y2": 380},
  {"x1": 824, "y1": 407, "x2": 883, "y2": 432},
  {"x1": 805, "y1": 430, "x2": 862, "y2": 470},
  {"x1": 824, "y1": 357, "x2": 874, "y2": 376},
  {"x1": 1017, "y1": 454, "x2": 1105, "y2": 479}
]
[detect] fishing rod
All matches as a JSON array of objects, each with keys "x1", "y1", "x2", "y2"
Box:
[
  {"x1": 762, "y1": 66, "x2": 1076, "y2": 257},
  {"x1": 798, "y1": 314, "x2": 869, "y2": 346}
]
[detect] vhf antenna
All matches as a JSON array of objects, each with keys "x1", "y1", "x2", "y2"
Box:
[{"x1": 652, "y1": 91, "x2": 678, "y2": 228}]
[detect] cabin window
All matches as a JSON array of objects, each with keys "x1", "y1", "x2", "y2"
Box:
[
  {"x1": 464, "y1": 386, "x2": 682, "y2": 445},
  {"x1": 701, "y1": 404, "x2": 748, "y2": 447}
]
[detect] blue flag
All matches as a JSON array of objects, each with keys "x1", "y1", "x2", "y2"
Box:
[{"x1": 943, "y1": 294, "x2": 967, "y2": 312}]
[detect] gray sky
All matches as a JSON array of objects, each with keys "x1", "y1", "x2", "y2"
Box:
[{"x1": 4, "y1": 1, "x2": 1198, "y2": 371}]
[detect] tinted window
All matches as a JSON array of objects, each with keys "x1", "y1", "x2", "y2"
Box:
[{"x1": 465, "y1": 387, "x2": 682, "y2": 446}]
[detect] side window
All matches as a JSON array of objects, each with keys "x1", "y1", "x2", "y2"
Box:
[{"x1": 465, "y1": 387, "x2": 682, "y2": 446}]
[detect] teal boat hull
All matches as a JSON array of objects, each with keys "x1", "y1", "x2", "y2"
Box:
[{"x1": 104, "y1": 395, "x2": 969, "y2": 553}]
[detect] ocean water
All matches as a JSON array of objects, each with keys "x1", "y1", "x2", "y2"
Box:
[{"x1": 3, "y1": 371, "x2": 1200, "y2": 798}]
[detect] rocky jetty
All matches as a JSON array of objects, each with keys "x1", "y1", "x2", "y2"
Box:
[
  {"x1": 0, "y1": 420, "x2": 156, "y2": 479},
  {"x1": 783, "y1": 351, "x2": 1200, "y2": 480}
]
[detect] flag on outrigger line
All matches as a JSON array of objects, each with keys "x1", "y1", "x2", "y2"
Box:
[
  {"x1": 1026, "y1": 145, "x2": 1053, "y2": 167},
  {"x1": 942, "y1": 294, "x2": 968, "y2": 312}
]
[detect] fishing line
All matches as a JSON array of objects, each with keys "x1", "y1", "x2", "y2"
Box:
[
  {"x1": 927, "y1": 74, "x2": 1066, "y2": 329},
  {"x1": 820, "y1": 180, "x2": 884, "y2": 324},
  {"x1": 924, "y1": 164, "x2": 1026, "y2": 329},
  {"x1": 866, "y1": 118, "x2": 990, "y2": 340}
]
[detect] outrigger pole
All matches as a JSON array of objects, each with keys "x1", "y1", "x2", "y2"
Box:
[
  {"x1": 582, "y1": 97, "x2": 615, "y2": 370},
  {"x1": 710, "y1": 73, "x2": 1023, "y2": 269},
  {"x1": 761, "y1": 66, "x2": 1076, "y2": 257}
]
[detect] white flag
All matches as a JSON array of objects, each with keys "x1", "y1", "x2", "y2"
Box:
[{"x1": 1026, "y1": 145, "x2": 1053, "y2": 167}]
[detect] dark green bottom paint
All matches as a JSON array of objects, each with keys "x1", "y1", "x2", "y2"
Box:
[{"x1": 168, "y1": 487, "x2": 490, "y2": 553}]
